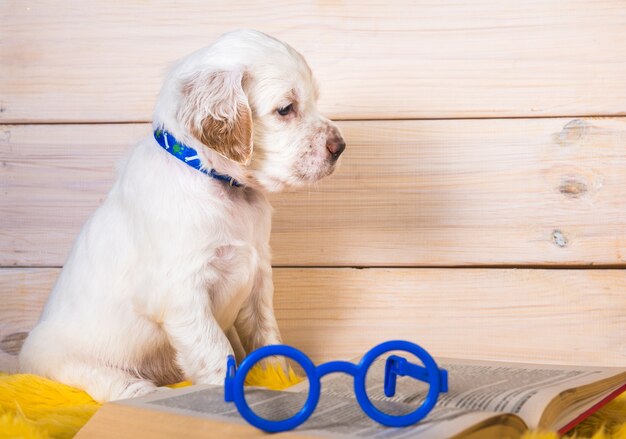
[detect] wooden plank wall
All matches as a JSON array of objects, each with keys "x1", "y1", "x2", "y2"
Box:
[
  {"x1": 3, "y1": 1, "x2": 626, "y2": 122},
  {"x1": 1, "y1": 1, "x2": 625, "y2": 372}
]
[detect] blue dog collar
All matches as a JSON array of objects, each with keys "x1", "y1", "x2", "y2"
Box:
[{"x1": 153, "y1": 128, "x2": 243, "y2": 187}]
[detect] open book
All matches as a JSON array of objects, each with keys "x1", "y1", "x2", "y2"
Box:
[{"x1": 77, "y1": 357, "x2": 625, "y2": 438}]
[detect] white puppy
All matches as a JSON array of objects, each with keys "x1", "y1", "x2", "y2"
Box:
[{"x1": 19, "y1": 29, "x2": 345, "y2": 402}]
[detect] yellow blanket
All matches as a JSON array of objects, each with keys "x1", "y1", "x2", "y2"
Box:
[{"x1": 0, "y1": 370, "x2": 624, "y2": 438}]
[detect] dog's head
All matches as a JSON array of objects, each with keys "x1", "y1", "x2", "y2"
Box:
[{"x1": 154, "y1": 29, "x2": 345, "y2": 191}]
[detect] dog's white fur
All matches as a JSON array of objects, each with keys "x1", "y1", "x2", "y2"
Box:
[{"x1": 19, "y1": 30, "x2": 345, "y2": 402}]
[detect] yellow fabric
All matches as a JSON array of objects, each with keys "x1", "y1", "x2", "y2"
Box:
[
  {"x1": 0, "y1": 370, "x2": 623, "y2": 438},
  {"x1": 0, "y1": 373, "x2": 99, "y2": 439}
]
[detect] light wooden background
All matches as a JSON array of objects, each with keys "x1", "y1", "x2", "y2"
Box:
[{"x1": 1, "y1": 1, "x2": 625, "y2": 372}]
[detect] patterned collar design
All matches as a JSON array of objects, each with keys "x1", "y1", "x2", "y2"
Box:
[{"x1": 153, "y1": 129, "x2": 244, "y2": 187}]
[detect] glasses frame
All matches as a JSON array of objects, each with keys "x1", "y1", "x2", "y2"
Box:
[{"x1": 224, "y1": 340, "x2": 448, "y2": 433}]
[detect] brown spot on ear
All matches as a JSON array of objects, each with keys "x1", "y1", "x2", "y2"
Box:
[
  {"x1": 178, "y1": 70, "x2": 253, "y2": 165},
  {"x1": 193, "y1": 103, "x2": 253, "y2": 165}
]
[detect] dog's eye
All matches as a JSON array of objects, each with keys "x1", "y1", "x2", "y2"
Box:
[{"x1": 277, "y1": 104, "x2": 293, "y2": 116}]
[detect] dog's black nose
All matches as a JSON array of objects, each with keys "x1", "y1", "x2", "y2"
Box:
[{"x1": 327, "y1": 137, "x2": 346, "y2": 160}]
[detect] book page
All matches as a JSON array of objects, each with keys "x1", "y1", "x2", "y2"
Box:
[
  {"x1": 123, "y1": 384, "x2": 512, "y2": 439},
  {"x1": 317, "y1": 356, "x2": 623, "y2": 429},
  {"x1": 436, "y1": 358, "x2": 625, "y2": 429},
  {"x1": 548, "y1": 382, "x2": 626, "y2": 433}
]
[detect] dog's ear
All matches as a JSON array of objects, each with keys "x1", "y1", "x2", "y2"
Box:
[{"x1": 178, "y1": 70, "x2": 253, "y2": 165}]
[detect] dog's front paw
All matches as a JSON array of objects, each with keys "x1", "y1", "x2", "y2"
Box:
[{"x1": 112, "y1": 379, "x2": 159, "y2": 401}]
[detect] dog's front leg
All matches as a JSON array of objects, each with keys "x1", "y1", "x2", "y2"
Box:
[
  {"x1": 235, "y1": 267, "x2": 282, "y2": 355},
  {"x1": 163, "y1": 296, "x2": 233, "y2": 384}
]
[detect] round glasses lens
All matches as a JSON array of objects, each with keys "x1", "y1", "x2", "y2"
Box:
[
  {"x1": 364, "y1": 350, "x2": 432, "y2": 416},
  {"x1": 242, "y1": 355, "x2": 309, "y2": 421}
]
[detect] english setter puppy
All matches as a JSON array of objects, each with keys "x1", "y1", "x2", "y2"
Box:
[{"x1": 20, "y1": 29, "x2": 345, "y2": 402}]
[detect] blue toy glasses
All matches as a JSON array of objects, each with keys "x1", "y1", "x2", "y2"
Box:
[{"x1": 224, "y1": 340, "x2": 448, "y2": 433}]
